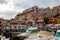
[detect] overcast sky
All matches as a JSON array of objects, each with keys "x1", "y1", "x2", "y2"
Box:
[{"x1": 0, "y1": 0, "x2": 60, "y2": 19}]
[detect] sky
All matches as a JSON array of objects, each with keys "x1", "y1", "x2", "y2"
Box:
[{"x1": 0, "y1": 0, "x2": 60, "y2": 19}]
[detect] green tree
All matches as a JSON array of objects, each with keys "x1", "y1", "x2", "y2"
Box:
[{"x1": 44, "y1": 17, "x2": 49, "y2": 24}]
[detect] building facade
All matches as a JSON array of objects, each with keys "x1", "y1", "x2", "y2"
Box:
[{"x1": 15, "y1": 6, "x2": 60, "y2": 25}]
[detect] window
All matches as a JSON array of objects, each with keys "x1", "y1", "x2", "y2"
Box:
[
  {"x1": 14, "y1": 26, "x2": 16, "y2": 29},
  {"x1": 19, "y1": 26, "x2": 21, "y2": 28}
]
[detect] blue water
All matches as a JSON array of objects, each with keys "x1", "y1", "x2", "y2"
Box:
[{"x1": 56, "y1": 32, "x2": 60, "y2": 38}]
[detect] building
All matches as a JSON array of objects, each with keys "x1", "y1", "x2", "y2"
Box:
[
  {"x1": 15, "y1": 6, "x2": 44, "y2": 26},
  {"x1": 49, "y1": 18, "x2": 60, "y2": 23},
  {"x1": 0, "y1": 18, "x2": 7, "y2": 29},
  {"x1": 8, "y1": 19, "x2": 20, "y2": 29},
  {"x1": 15, "y1": 6, "x2": 60, "y2": 25}
]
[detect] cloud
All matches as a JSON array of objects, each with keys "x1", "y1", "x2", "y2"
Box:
[
  {"x1": 0, "y1": 11, "x2": 18, "y2": 19},
  {"x1": 13, "y1": 0, "x2": 59, "y2": 8},
  {"x1": 0, "y1": 0, "x2": 7, "y2": 4},
  {"x1": 0, "y1": 0, "x2": 60, "y2": 19}
]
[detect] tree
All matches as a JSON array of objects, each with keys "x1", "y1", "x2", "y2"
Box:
[{"x1": 44, "y1": 17, "x2": 49, "y2": 24}]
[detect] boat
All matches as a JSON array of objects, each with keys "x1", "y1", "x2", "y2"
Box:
[
  {"x1": 51, "y1": 30, "x2": 60, "y2": 40},
  {"x1": 25, "y1": 31, "x2": 54, "y2": 40},
  {"x1": 17, "y1": 27, "x2": 38, "y2": 39}
]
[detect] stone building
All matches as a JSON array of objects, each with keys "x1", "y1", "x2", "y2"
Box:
[
  {"x1": 15, "y1": 6, "x2": 60, "y2": 25},
  {"x1": 15, "y1": 6, "x2": 44, "y2": 26}
]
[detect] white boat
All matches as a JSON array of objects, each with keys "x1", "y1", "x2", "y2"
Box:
[
  {"x1": 50, "y1": 30, "x2": 60, "y2": 40},
  {"x1": 17, "y1": 27, "x2": 38, "y2": 37},
  {"x1": 25, "y1": 31, "x2": 54, "y2": 40}
]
